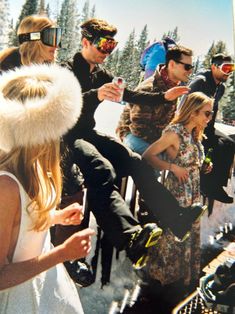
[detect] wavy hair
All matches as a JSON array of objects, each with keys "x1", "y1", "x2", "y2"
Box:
[
  {"x1": 172, "y1": 92, "x2": 213, "y2": 141},
  {"x1": 17, "y1": 15, "x2": 55, "y2": 65}
]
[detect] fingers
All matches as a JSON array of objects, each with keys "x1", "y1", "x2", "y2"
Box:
[
  {"x1": 98, "y1": 83, "x2": 122, "y2": 102},
  {"x1": 76, "y1": 228, "x2": 95, "y2": 257},
  {"x1": 165, "y1": 86, "x2": 191, "y2": 101}
]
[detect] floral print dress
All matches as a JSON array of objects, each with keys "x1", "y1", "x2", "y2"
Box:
[{"x1": 146, "y1": 123, "x2": 205, "y2": 286}]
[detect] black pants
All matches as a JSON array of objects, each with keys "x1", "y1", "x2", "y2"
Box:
[
  {"x1": 201, "y1": 131, "x2": 235, "y2": 192},
  {"x1": 55, "y1": 130, "x2": 180, "y2": 250}
]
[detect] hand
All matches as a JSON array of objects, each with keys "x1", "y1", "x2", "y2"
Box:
[
  {"x1": 202, "y1": 161, "x2": 213, "y2": 174},
  {"x1": 171, "y1": 164, "x2": 189, "y2": 184},
  {"x1": 164, "y1": 86, "x2": 190, "y2": 101},
  {"x1": 55, "y1": 202, "x2": 84, "y2": 226},
  {"x1": 62, "y1": 228, "x2": 96, "y2": 260},
  {"x1": 97, "y1": 82, "x2": 121, "y2": 102}
]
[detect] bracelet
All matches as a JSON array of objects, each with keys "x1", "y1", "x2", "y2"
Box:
[{"x1": 168, "y1": 162, "x2": 172, "y2": 171}]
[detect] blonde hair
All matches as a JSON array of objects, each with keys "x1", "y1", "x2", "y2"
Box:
[
  {"x1": 172, "y1": 92, "x2": 213, "y2": 141},
  {"x1": 17, "y1": 15, "x2": 55, "y2": 65},
  {"x1": 0, "y1": 74, "x2": 62, "y2": 230},
  {"x1": 0, "y1": 47, "x2": 17, "y2": 62}
]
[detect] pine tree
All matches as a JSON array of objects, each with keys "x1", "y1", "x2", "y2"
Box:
[
  {"x1": 131, "y1": 25, "x2": 149, "y2": 87},
  {"x1": 116, "y1": 29, "x2": 136, "y2": 87},
  {"x1": 57, "y1": 0, "x2": 80, "y2": 61},
  {"x1": 46, "y1": 3, "x2": 51, "y2": 18},
  {"x1": 80, "y1": 0, "x2": 90, "y2": 23},
  {"x1": 12, "y1": 0, "x2": 38, "y2": 46},
  {"x1": 8, "y1": 18, "x2": 15, "y2": 46},
  {"x1": 38, "y1": 0, "x2": 46, "y2": 15},
  {"x1": 90, "y1": 4, "x2": 96, "y2": 18},
  {"x1": 162, "y1": 27, "x2": 180, "y2": 42},
  {"x1": 105, "y1": 48, "x2": 120, "y2": 75},
  {"x1": 0, "y1": 0, "x2": 11, "y2": 50},
  {"x1": 203, "y1": 41, "x2": 227, "y2": 69}
]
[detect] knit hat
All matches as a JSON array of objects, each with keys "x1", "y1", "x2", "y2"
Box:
[{"x1": 0, "y1": 63, "x2": 82, "y2": 152}]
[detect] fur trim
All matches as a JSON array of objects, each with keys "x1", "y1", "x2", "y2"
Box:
[{"x1": 0, "y1": 64, "x2": 83, "y2": 152}]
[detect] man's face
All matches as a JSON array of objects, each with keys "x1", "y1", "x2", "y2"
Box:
[
  {"x1": 82, "y1": 37, "x2": 117, "y2": 65},
  {"x1": 170, "y1": 54, "x2": 193, "y2": 83},
  {"x1": 212, "y1": 63, "x2": 232, "y2": 83}
]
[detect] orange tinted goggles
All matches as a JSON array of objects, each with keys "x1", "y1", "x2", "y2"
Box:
[
  {"x1": 218, "y1": 63, "x2": 235, "y2": 75},
  {"x1": 93, "y1": 37, "x2": 118, "y2": 54}
]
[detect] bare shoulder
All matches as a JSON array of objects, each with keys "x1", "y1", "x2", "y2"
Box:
[
  {"x1": 0, "y1": 175, "x2": 20, "y2": 206},
  {"x1": 161, "y1": 130, "x2": 179, "y2": 144}
]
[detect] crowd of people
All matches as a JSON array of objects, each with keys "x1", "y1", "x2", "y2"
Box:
[{"x1": 0, "y1": 13, "x2": 234, "y2": 314}]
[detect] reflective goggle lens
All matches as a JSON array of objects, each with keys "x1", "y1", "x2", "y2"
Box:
[
  {"x1": 18, "y1": 27, "x2": 62, "y2": 48},
  {"x1": 93, "y1": 37, "x2": 118, "y2": 54},
  {"x1": 219, "y1": 63, "x2": 235, "y2": 74},
  {"x1": 41, "y1": 28, "x2": 62, "y2": 47}
]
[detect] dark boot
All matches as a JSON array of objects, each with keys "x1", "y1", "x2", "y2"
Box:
[{"x1": 126, "y1": 223, "x2": 162, "y2": 269}]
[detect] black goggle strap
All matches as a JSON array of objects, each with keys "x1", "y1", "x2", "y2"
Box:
[
  {"x1": 81, "y1": 29, "x2": 94, "y2": 40},
  {"x1": 18, "y1": 32, "x2": 41, "y2": 44},
  {"x1": 18, "y1": 28, "x2": 62, "y2": 47}
]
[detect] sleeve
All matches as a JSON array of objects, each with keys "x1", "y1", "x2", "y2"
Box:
[
  {"x1": 82, "y1": 67, "x2": 114, "y2": 107},
  {"x1": 178, "y1": 76, "x2": 206, "y2": 110},
  {"x1": 116, "y1": 104, "x2": 132, "y2": 140},
  {"x1": 123, "y1": 88, "x2": 168, "y2": 106},
  {"x1": 188, "y1": 76, "x2": 207, "y2": 93}
]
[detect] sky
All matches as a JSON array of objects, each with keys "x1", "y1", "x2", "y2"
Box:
[{"x1": 7, "y1": 0, "x2": 235, "y2": 58}]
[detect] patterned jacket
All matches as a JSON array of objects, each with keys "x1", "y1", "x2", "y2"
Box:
[{"x1": 116, "y1": 67, "x2": 178, "y2": 144}]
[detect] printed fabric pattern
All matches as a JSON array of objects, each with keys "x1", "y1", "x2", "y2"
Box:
[
  {"x1": 117, "y1": 67, "x2": 177, "y2": 143},
  {"x1": 146, "y1": 123, "x2": 204, "y2": 286}
]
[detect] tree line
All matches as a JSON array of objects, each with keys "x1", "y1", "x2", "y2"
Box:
[{"x1": 0, "y1": 0, "x2": 234, "y2": 121}]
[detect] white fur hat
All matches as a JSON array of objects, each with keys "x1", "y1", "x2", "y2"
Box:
[{"x1": 0, "y1": 63, "x2": 83, "y2": 152}]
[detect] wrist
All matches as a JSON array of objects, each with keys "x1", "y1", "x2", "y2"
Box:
[{"x1": 168, "y1": 161, "x2": 172, "y2": 171}]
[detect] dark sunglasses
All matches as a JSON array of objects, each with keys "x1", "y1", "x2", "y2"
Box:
[
  {"x1": 92, "y1": 37, "x2": 118, "y2": 54},
  {"x1": 175, "y1": 60, "x2": 194, "y2": 71},
  {"x1": 217, "y1": 63, "x2": 235, "y2": 75},
  {"x1": 18, "y1": 27, "x2": 62, "y2": 48},
  {"x1": 202, "y1": 110, "x2": 214, "y2": 118}
]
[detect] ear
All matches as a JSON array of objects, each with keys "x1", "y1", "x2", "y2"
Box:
[
  {"x1": 82, "y1": 37, "x2": 90, "y2": 48},
  {"x1": 168, "y1": 59, "x2": 175, "y2": 70}
]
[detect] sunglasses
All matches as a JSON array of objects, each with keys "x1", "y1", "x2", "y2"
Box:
[
  {"x1": 175, "y1": 60, "x2": 194, "y2": 71},
  {"x1": 92, "y1": 37, "x2": 118, "y2": 54},
  {"x1": 18, "y1": 27, "x2": 62, "y2": 48},
  {"x1": 217, "y1": 63, "x2": 235, "y2": 75},
  {"x1": 201, "y1": 110, "x2": 214, "y2": 118}
]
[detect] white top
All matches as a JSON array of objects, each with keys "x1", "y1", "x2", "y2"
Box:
[{"x1": 0, "y1": 171, "x2": 84, "y2": 314}]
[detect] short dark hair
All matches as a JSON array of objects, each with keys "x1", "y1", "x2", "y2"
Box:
[
  {"x1": 80, "y1": 18, "x2": 117, "y2": 41},
  {"x1": 211, "y1": 53, "x2": 232, "y2": 65},
  {"x1": 166, "y1": 45, "x2": 193, "y2": 66}
]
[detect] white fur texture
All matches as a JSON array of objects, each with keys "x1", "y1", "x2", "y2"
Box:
[{"x1": 0, "y1": 64, "x2": 83, "y2": 152}]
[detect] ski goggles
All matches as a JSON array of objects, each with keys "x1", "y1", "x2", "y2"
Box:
[
  {"x1": 92, "y1": 37, "x2": 118, "y2": 54},
  {"x1": 217, "y1": 63, "x2": 235, "y2": 75},
  {"x1": 18, "y1": 27, "x2": 62, "y2": 48}
]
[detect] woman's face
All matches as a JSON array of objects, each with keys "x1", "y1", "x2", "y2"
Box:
[
  {"x1": 42, "y1": 44, "x2": 57, "y2": 62},
  {"x1": 194, "y1": 102, "x2": 213, "y2": 129}
]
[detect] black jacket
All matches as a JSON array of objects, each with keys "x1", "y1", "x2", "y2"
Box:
[
  {"x1": 188, "y1": 70, "x2": 225, "y2": 135},
  {"x1": 0, "y1": 48, "x2": 22, "y2": 74},
  {"x1": 64, "y1": 52, "x2": 168, "y2": 143}
]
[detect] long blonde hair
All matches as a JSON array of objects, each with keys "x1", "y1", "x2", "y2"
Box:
[
  {"x1": 172, "y1": 92, "x2": 213, "y2": 141},
  {"x1": 17, "y1": 15, "x2": 55, "y2": 65},
  {"x1": 0, "y1": 74, "x2": 62, "y2": 231}
]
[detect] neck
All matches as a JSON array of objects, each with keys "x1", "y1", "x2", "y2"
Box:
[
  {"x1": 184, "y1": 122, "x2": 195, "y2": 134},
  {"x1": 168, "y1": 70, "x2": 180, "y2": 84},
  {"x1": 81, "y1": 50, "x2": 96, "y2": 72}
]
